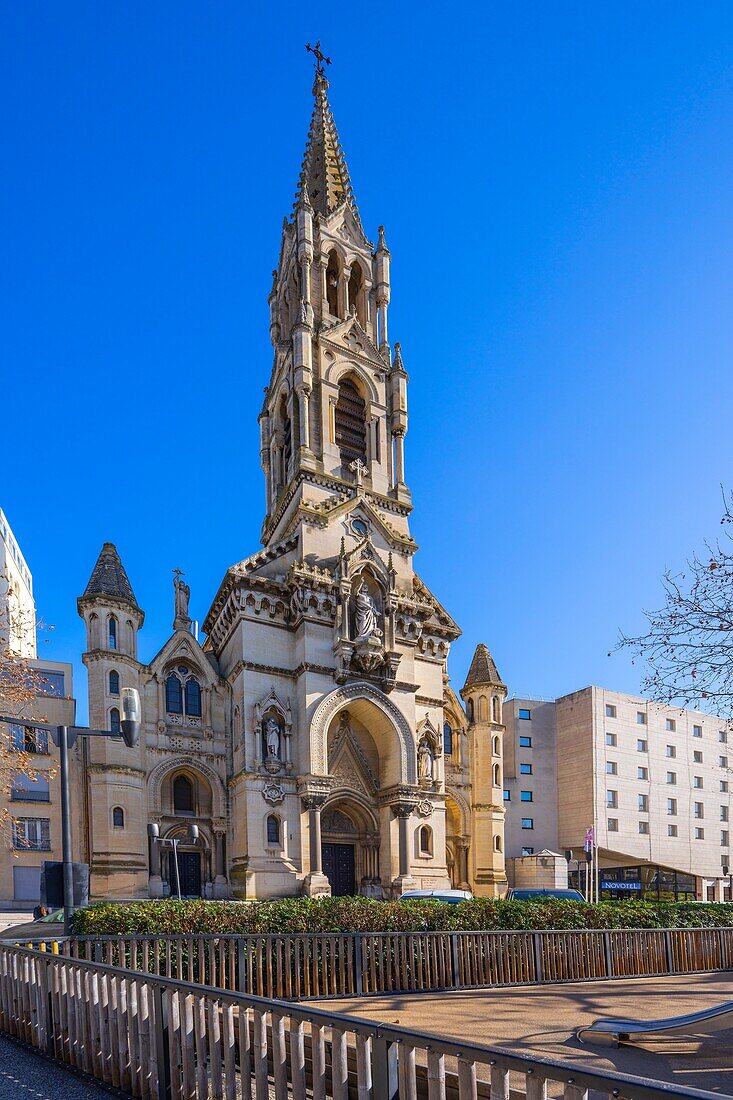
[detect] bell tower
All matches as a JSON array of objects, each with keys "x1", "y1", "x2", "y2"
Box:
[{"x1": 260, "y1": 48, "x2": 410, "y2": 549}]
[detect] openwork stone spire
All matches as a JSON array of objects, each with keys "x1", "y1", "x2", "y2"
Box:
[{"x1": 295, "y1": 63, "x2": 360, "y2": 225}]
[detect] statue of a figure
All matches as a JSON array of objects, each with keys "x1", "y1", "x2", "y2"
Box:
[
  {"x1": 263, "y1": 715, "x2": 281, "y2": 758},
  {"x1": 173, "y1": 572, "x2": 191, "y2": 624},
  {"x1": 418, "y1": 740, "x2": 434, "y2": 783},
  {"x1": 353, "y1": 584, "x2": 380, "y2": 640}
]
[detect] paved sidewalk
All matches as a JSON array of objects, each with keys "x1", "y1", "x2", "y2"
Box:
[
  {"x1": 319, "y1": 971, "x2": 733, "y2": 1095},
  {"x1": 0, "y1": 1035, "x2": 110, "y2": 1099}
]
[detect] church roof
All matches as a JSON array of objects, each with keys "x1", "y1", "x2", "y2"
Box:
[
  {"x1": 295, "y1": 71, "x2": 361, "y2": 225},
  {"x1": 462, "y1": 643, "x2": 505, "y2": 691},
  {"x1": 80, "y1": 542, "x2": 141, "y2": 611}
]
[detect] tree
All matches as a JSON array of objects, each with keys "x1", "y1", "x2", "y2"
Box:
[{"x1": 618, "y1": 491, "x2": 733, "y2": 719}]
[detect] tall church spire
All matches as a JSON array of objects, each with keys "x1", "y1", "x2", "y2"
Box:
[{"x1": 296, "y1": 48, "x2": 360, "y2": 227}]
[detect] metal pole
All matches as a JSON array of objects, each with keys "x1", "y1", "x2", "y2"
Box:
[
  {"x1": 172, "y1": 839, "x2": 182, "y2": 901},
  {"x1": 59, "y1": 726, "x2": 75, "y2": 936}
]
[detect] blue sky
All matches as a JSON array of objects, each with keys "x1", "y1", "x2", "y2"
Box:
[{"x1": 2, "y1": 2, "x2": 732, "y2": 720}]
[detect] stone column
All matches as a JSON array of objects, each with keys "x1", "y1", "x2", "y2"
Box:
[
  {"x1": 390, "y1": 794, "x2": 418, "y2": 895},
  {"x1": 298, "y1": 387, "x2": 311, "y2": 451},
  {"x1": 456, "y1": 837, "x2": 470, "y2": 891},
  {"x1": 393, "y1": 428, "x2": 406, "y2": 487},
  {"x1": 319, "y1": 254, "x2": 329, "y2": 317},
  {"x1": 298, "y1": 776, "x2": 334, "y2": 897}
]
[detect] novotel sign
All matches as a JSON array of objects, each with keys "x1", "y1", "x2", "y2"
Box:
[{"x1": 601, "y1": 880, "x2": 642, "y2": 891}]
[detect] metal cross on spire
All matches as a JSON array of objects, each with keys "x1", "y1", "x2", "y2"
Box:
[{"x1": 306, "y1": 41, "x2": 332, "y2": 76}]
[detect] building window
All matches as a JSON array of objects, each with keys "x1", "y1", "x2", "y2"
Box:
[
  {"x1": 721, "y1": 781, "x2": 729, "y2": 793},
  {"x1": 520, "y1": 790, "x2": 533, "y2": 802},
  {"x1": 693, "y1": 724, "x2": 703, "y2": 738},
  {"x1": 9, "y1": 723, "x2": 48, "y2": 755},
  {"x1": 667, "y1": 798, "x2": 677, "y2": 815},
  {"x1": 695, "y1": 828, "x2": 705, "y2": 840},
  {"x1": 521, "y1": 846, "x2": 534, "y2": 856},
  {"x1": 606, "y1": 733, "x2": 617, "y2": 747},
  {"x1": 519, "y1": 736, "x2": 532, "y2": 748},
  {"x1": 109, "y1": 708, "x2": 120, "y2": 735},
  {"x1": 694, "y1": 802, "x2": 704, "y2": 819},
  {"x1": 638, "y1": 767, "x2": 648, "y2": 780},
  {"x1": 420, "y1": 825, "x2": 433, "y2": 855},
  {"x1": 335, "y1": 376, "x2": 367, "y2": 467},
  {"x1": 108, "y1": 616, "x2": 118, "y2": 650},
  {"x1": 112, "y1": 806, "x2": 125, "y2": 828},
  {"x1": 493, "y1": 764, "x2": 501, "y2": 786},
  {"x1": 266, "y1": 814, "x2": 280, "y2": 846},
  {"x1": 494, "y1": 834, "x2": 502, "y2": 853},
  {"x1": 521, "y1": 818, "x2": 534, "y2": 829},
  {"x1": 606, "y1": 761, "x2": 617, "y2": 775},
  {"x1": 721, "y1": 806, "x2": 729, "y2": 822},
  {"x1": 492, "y1": 735, "x2": 501, "y2": 756},
  {"x1": 173, "y1": 775, "x2": 195, "y2": 815},
  {"x1": 11, "y1": 772, "x2": 50, "y2": 802},
  {"x1": 668, "y1": 824, "x2": 678, "y2": 837},
  {"x1": 466, "y1": 699, "x2": 474, "y2": 723},
  {"x1": 519, "y1": 763, "x2": 532, "y2": 775},
  {"x1": 720, "y1": 756, "x2": 729, "y2": 769},
  {"x1": 608, "y1": 818, "x2": 618, "y2": 831},
  {"x1": 666, "y1": 745, "x2": 676, "y2": 758},
  {"x1": 607, "y1": 790, "x2": 618, "y2": 808},
  {"x1": 720, "y1": 730, "x2": 728, "y2": 744},
  {"x1": 12, "y1": 817, "x2": 50, "y2": 850},
  {"x1": 184, "y1": 677, "x2": 202, "y2": 717},
  {"x1": 722, "y1": 831, "x2": 730, "y2": 847},
  {"x1": 639, "y1": 821, "x2": 649, "y2": 835},
  {"x1": 36, "y1": 670, "x2": 66, "y2": 697},
  {"x1": 694, "y1": 751, "x2": 703, "y2": 764},
  {"x1": 605, "y1": 704, "x2": 616, "y2": 718},
  {"x1": 637, "y1": 739, "x2": 647, "y2": 753},
  {"x1": 109, "y1": 670, "x2": 120, "y2": 695},
  {"x1": 693, "y1": 776, "x2": 703, "y2": 790},
  {"x1": 666, "y1": 772, "x2": 676, "y2": 785},
  {"x1": 503, "y1": 789, "x2": 510, "y2": 801},
  {"x1": 166, "y1": 674, "x2": 183, "y2": 714},
  {"x1": 666, "y1": 718, "x2": 676, "y2": 732},
  {"x1": 638, "y1": 794, "x2": 648, "y2": 812},
  {"x1": 443, "y1": 723, "x2": 453, "y2": 756},
  {"x1": 518, "y1": 708, "x2": 531, "y2": 720},
  {"x1": 636, "y1": 711, "x2": 646, "y2": 725}
]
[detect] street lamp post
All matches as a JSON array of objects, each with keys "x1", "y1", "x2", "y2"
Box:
[
  {"x1": 1, "y1": 686, "x2": 141, "y2": 936},
  {"x1": 147, "y1": 823, "x2": 199, "y2": 900}
]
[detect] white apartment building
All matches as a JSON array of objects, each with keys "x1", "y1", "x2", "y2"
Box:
[
  {"x1": 504, "y1": 688, "x2": 733, "y2": 902},
  {"x1": 0, "y1": 507, "x2": 36, "y2": 658}
]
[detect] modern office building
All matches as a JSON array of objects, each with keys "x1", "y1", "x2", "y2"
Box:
[
  {"x1": 504, "y1": 688, "x2": 733, "y2": 902},
  {"x1": 0, "y1": 507, "x2": 36, "y2": 658},
  {"x1": 1, "y1": 660, "x2": 79, "y2": 907}
]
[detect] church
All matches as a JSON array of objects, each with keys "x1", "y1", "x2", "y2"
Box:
[{"x1": 75, "y1": 53, "x2": 508, "y2": 901}]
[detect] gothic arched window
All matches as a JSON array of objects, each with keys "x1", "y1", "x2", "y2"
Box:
[
  {"x1": 492, "y1": 696, "x2": 500, "y2": 722},
  {"x1": 109, "y1": 670, "x2": 120, "y2": 695},
  {"x1": 326, "y1": 250, "x2": 340, "y2": 316},
  {"x1": 335, "y1": 376, "x2": 367, "y2": 468},
  {"x1": 108, "y1": 616, "x2": 117, "y2": 650},
  {"x1": 185, "y1": 677, "x2": 202, "y2": 718},
  {"x1": 110, "y1": 707, "x2": 120, "y2": 735},
  {"x1": 494, "y1": 834, "x2": 502, "y2": 853},
  {"x1": 443, "y1": 722, "x2": 453, "y2": 756},
  {"x1": 492, "y1": 735, "x2": 501, "y2": 756},
  {"x1": 166, "y1": 674, "x2": 183, "y2": 714},
  {"x1": 478, "y1": 696, "x2": 488, "y2": 722},
  {"x1": 466, "y1": 699, "x2": 474, "y2": 723},
  {"x1": 112, "y1": 806, "x2": 124, "y2": 828},
  {"x1": 173, "y1": 775, "x2": 195, "y2": 815},
  {"x1": 493, "y1": 763, "x2": 501, "y2": 787},
  {"x1": 279, "y1": 394, "x2": 292, "y2": 483},
  {"x1": 419, "y1": 825, "x2": 433, "y2": 856},
  {"x1": 348, "y1": 263, "x2": 365, "y2": 325},
  {"x1": 266, "y1": 814, "x2": 280, "y2": 846}
]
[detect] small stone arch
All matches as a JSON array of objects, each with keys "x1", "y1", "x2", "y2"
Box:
[
  {"x1": 445, "y1": 787, "x2": 471, "y2": 835},
  {"x1": 147, "y1": 756, "x2": 227, "y2": 818},
  {"x1": 325, "y1": 360, "x2": 380, "y2": 404},
  {"x1": 310, "y1": 682, "x2": 416, "y2": 784}
]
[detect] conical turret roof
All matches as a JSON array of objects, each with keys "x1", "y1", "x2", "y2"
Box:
[
  {"x1": 79, "y1": 542, "x2": 141, "y2": 612},
  {"x1": 295, "y1": 71, "x2": 361, "y2": 225},
  {"x1": 462, "y1": 643, "x2": 505, "y2": 691}
]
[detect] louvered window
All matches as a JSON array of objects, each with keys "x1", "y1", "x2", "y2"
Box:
[{"x1": 335, "y1": 378, "x2": 367, "y2": 466}]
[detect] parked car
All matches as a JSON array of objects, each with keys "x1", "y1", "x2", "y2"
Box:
[
  {"x1": 506, "y1": 887, "x2": 585, "y2": 902},
  {"x1": 399, "y1": 889, "x2": 473, "y2": 904}
]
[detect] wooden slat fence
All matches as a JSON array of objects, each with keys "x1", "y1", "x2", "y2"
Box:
[
  {"x1": 0, "y1": 942, "x2": 724, "y2": 1100},
  {"x1": 55, "y1": 925, "x2": 733, "y2": 1001}
]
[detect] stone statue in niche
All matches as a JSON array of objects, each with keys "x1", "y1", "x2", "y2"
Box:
[
  {"x1": 418, "y1": 738, "x2": 435, "y2": 785},
  {"x1": 173, "y1": 569, "x2": 192, "y2": 630},
  {"x1": 263, "y1": 715, "x2": 281, "y2": 759},
  {"x1": 353, "y1": 583, "x2": 381, "y2": 641}
]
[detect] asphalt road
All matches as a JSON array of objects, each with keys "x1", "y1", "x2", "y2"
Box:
[{"x1": 0, "y1": 1035, "x2": 110, "y2": 1098}]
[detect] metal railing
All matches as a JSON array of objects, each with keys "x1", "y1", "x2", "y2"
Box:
[
  {"x1": 0, "y1": 941, "x2": 724, "y2": 1100},
  {"x1": 62, "y1": 925, "x2": 733, "y2": 1000}
]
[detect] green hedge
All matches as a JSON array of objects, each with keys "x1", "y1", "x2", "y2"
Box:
[{"x1": 71, "y1": 896, "x2": 733, "y2": 936}]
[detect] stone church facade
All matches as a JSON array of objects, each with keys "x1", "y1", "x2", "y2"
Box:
[{"x1": 76, "y1": 61, "x2": 508, "y2": 902}]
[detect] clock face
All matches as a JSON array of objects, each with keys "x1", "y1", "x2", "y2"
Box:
[{"x1": 352, "y1": 519, "x2": 368, "y2": 537}]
